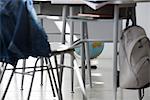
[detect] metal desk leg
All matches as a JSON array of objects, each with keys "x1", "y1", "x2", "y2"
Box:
[
  {"x1": 113, "y1": 5, "x2": 119, "y2": 100},
  {"x1": 80, "y1": 18, "x2": 87, "y2": 100},
  {"x1": 81, "y1": 22, "x2": 86, "y2": 100},
  {"x1": 69, "y1": 6, "x2": 75, "y2": 93},
  {"x1": 79, "y1": 7, "x2": 87, "y2": 100},
  {"x1": 84, "y1": 22, "x2": 92, "y2": 88},
  {"x1": 79, "y1": 6, "x2": 86, "y2": 87},
  {"x1": 59, "y1": 5, "x2": 68, "y2": 89},
  {"x1": 61, "y1": 5, "x2": 68, "y2": 44}
]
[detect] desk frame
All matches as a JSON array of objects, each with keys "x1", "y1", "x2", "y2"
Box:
[{"x1": 33, "y1": 1, "x2": 137, "y2": 100}]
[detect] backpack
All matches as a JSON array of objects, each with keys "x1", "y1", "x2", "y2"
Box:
[{"x1": 119, "y1": 25, "x2": 150, "y2": 99}]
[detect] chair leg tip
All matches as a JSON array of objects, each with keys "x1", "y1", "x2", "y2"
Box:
[{"x1": 71, "y1": 91, "x2": 74, "y2": 93}]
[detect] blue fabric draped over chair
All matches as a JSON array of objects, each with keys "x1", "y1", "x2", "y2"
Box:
[{"x1": 0, "y1": 0, "x2": 51, "y2": 66}]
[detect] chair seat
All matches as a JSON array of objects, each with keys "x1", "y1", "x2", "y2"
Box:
[
  {"x1": 50, "y1": 43, "x2": 71, "y2": 51},
  {"x1": 49, "y1": 43, "x2": 75, "y2": 56}
]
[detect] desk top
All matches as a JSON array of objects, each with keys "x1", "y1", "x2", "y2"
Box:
[
  {"x1": 34, "y1": 0, "x2": 150, "y2": 4},
  {"x1": 32, "y1": 0, "x2": 141, "y2": 10},
  {"x1": 33, "y1": 0, "x2": 84, "y2": 4},
  {"x1": 109, "y1": 0, "x2": 150, "y2": 4}
]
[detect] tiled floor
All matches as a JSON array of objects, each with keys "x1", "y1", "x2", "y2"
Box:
[{"x1": 0, "y1": 51, "x2": 150, "y2": 100}]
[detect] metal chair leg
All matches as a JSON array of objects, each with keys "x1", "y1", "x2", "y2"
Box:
[
  {"x1": 71, "y1": 64, "x2": 74, "y2": 93},
  {"x1": 40, "y1": 18, "x2": 45, "y2": 86},
  {"x1": 21, "y1": 59, "x2": 26, "y2": 90},
  {"x1": 1, "y1": 65, "x2": 16, "y2": 100},
  {"x1": 45, "y1": 58, "x2": 56, "y2": 97},
  {"x1": 40, "y1": 58, "x2": 44, "y2": 86},
  {"x1": 72, "y1": 53, "x2": 87, "y2": 100},
  {"x1": 48, "y1": 58, "x2": 62, "y2": 100},
  {"x1": 27, "y1": 58, "x2": 40, "y2": 100},
  {"x1": 59, "y1": 57, "x2": 64, "y2": 89},
  {"x1": 46, "y1": 65, "x2": 56, "y2": 97},
  {"x1": 0, "y1": 63, "x2": 7, "y2": 84},
  {"x1": 54, "y1": 56, "x2": 63, "y2": 100},
  {"x1": 138, "y1": 89, "x2": 144, "y2": 100}
]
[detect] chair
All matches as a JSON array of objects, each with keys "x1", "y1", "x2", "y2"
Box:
[
  {"x1": 27, "y1": 42, "x2": 87, "y2": 100},
  {"x1": 0, "y1": 0, "x2": 86, "y2": 99},
  {"x1": 0, "y1": 43, "x2": 86, "y2": 100}
]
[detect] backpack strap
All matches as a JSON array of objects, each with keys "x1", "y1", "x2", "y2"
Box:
[
  {"x1": 122, "y1": 7, "x2": 136, "y2": 40},
  {"x1": 138, "y1": 88, "x2": 145, "y2": 100},
  {"x1": 126, "y1": 7, "x2": 136, "y2": 28}
]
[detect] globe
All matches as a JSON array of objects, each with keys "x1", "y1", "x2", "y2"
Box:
[{"x1": 75, "y1": 41, "x2": 104, "y2": 59}]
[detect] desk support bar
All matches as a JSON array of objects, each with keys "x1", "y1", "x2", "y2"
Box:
[
  {"x1": 59, "y1": 5, "x2": 68, "y2": 90},
  {"x1": 113, "y1": 5, "x2": 119, "y2": 100},
  {"x1": 69, "y1": 6, "x2": 75, "y2": 93}
]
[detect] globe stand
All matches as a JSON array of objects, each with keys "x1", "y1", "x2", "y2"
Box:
[
  {"x1": 90, "y1": 65, "x2": 97, "y2": 69},
  {"x1": 75, "y1": 41, "x2": 104, "y2": 70},
  {"x1": 79, "y1": 65, "x2": 97, "y2": 69}
]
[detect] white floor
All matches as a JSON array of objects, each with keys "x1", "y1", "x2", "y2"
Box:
[{"x1": 0, "y1": 43, "x2": 150, "y2": 100}]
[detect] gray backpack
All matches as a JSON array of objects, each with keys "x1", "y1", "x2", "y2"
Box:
[{"x1": 119, "y1": 25, "x2": 150, "y2": 99}]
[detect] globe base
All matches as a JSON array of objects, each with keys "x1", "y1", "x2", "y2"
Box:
[{"x1": 79, "y1": 65, "x2": 97, "y2": 69}]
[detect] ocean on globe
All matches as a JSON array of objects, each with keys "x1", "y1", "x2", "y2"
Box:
[{"x1": 75, "y1": 41, "x2": 104, "y2": 59}]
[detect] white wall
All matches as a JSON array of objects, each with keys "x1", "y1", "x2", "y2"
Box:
[{"x1": 136, "y1": 2, "x2": 150, "y2": 38}]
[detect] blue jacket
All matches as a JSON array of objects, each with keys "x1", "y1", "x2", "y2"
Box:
[{"x1": 0, "y1": 0, "x2": 51, "y2": 66}]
